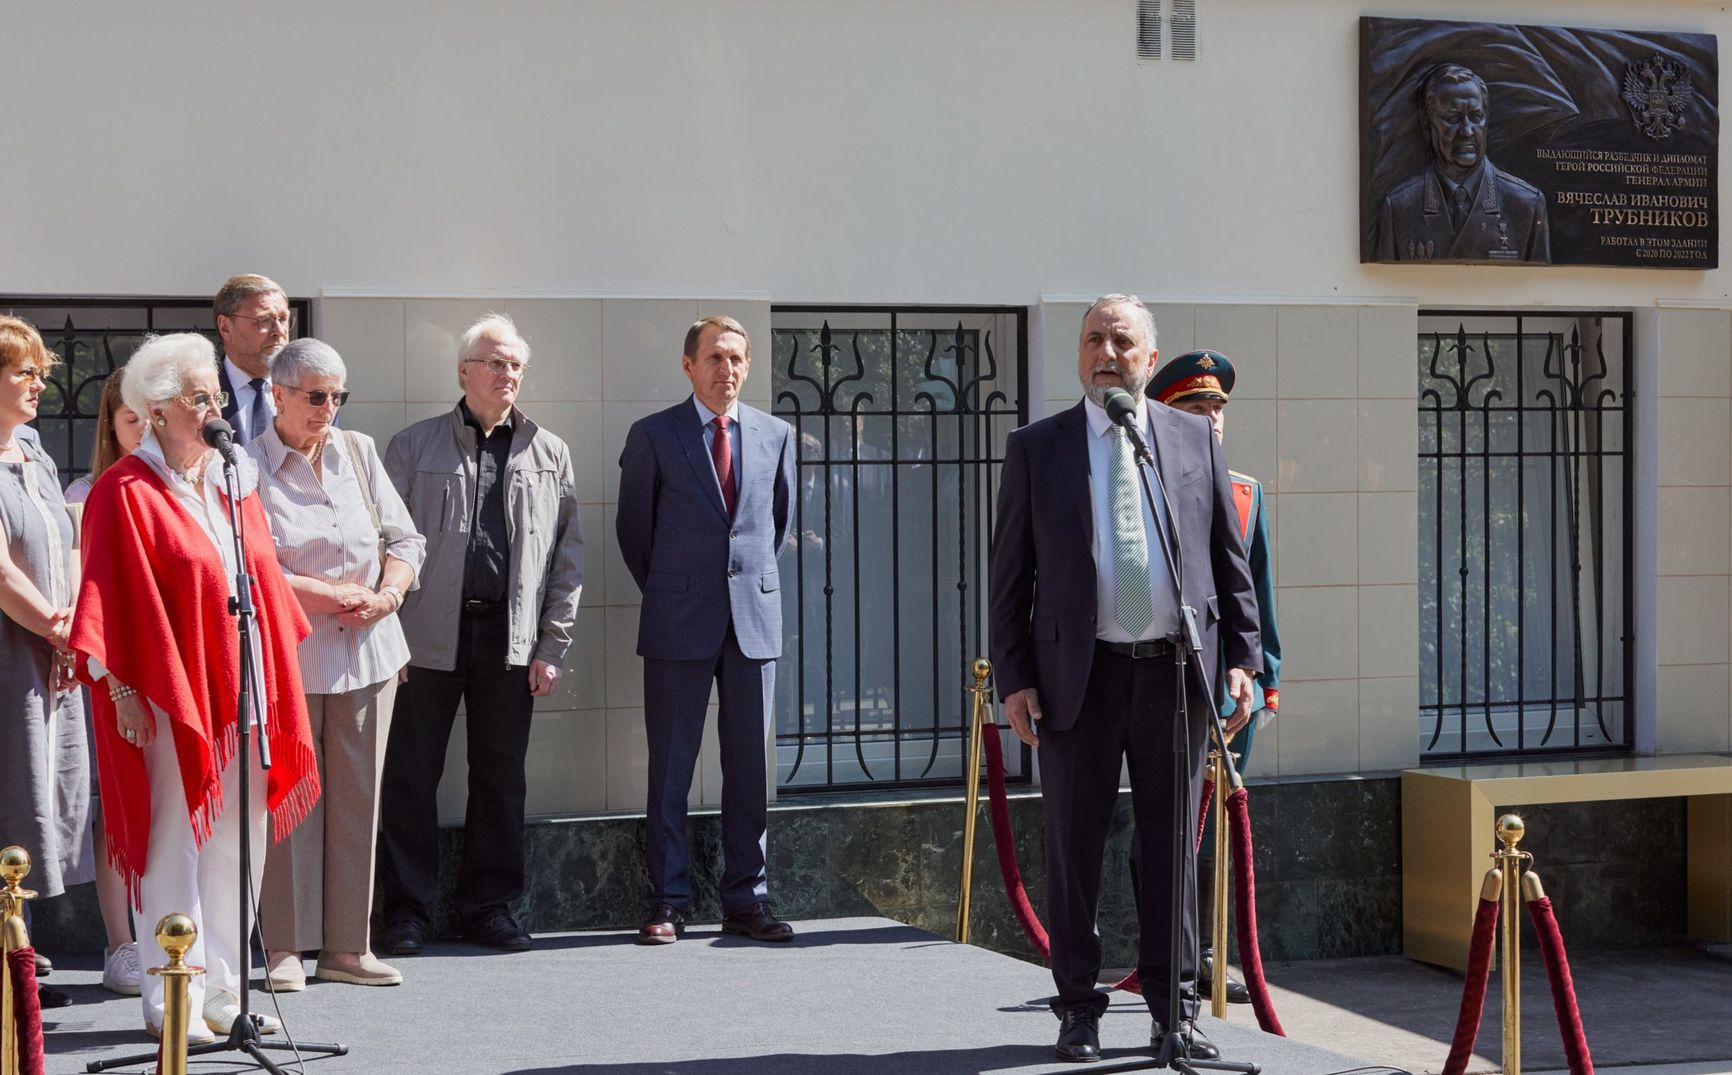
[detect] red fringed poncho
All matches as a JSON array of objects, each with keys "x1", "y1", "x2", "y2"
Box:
[{"x1": 70, "y1": 456, "x2": 320, "y2": 905}]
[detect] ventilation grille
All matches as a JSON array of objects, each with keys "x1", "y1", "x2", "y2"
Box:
[
  {"x1": 1137, "y1": 0, "x2": 1162, "y2": 60},
  {"x1": 1137, "y1": 0, "x2": 1198, "y2": 62},
  {"x1": 1170, "y1": 0, "x2": 1197, "y2": 61}
]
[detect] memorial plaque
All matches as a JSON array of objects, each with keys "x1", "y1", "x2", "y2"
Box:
[{"x1": 1361, "y1": 16, "x2": 1718, "y2": 268}]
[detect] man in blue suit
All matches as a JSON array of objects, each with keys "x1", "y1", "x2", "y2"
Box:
[
  {"x1": 212, "y1": 273, "x2": 291, "y2": 444},
  {"x1": 989, "y1": 295, "x2": 1262, "y2": 1062},
  {"x1": 616, "y1": 315, "x2": 797, "y2": 945}
]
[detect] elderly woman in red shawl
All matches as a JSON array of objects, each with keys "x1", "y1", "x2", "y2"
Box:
[{"x1": 71, "y1": 332, "x2": 319, "y2": 1045}]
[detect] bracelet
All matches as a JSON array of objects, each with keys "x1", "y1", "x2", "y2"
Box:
[
  {"x1": 379, "y1": 585, "x2": 404, "y2": 611},
  {"x1": 108, "y1": 681, "x2": 137, "y2": 701}
]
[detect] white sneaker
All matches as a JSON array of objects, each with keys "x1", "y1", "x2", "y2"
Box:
[
  {"x1": 202, "y1": 991, "x2": 281, "y2": 1036},
  {"x1": 101, "y1": 942, "x2": 142, "y2": 996}
]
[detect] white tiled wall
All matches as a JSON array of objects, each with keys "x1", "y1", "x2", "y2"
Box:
[
  {"x1": 317, "y1": 294, "x2": 771, "y2": 820},
  {"x1": 1654, "y1": 307, "x2": 1732, "y2": 754}
]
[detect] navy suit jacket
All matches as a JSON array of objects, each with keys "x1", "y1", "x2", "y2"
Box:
[
  {"x1": 217, "y1": 355, "x2": 247, "y2": 438},
  {"x1": 987, "y1": 401, "x2": 1262, "y2": 733},
  {"x1": 616, "y1": 397, "x2": 796, "y2": 662}
]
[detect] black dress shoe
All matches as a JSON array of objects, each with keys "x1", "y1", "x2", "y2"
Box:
[
  {"x1": 38, "y1": 984, "x2": 73, "y2": 1009},
  {"x1": 33, "y1": 952, "x2": 51, "y2": 977},
  {"x1": 1151, "y1": 1019, "x2": 1220, "y2": 1061},
  {"x1": 721, "y1": 902, "x2": 794, "y2": 942},
  {"x1": 380, "y1": 920, "x2": 425, "y2": 957},
  {"x1": 637, "y1": 901, "x2": 687, "y2": 945},
  {"x1": 465, "y1": 910, "x2": 532, "y2": 952},
  {"x1": 1200, "y1": 946, "x2": 1252, "y2": 1005},
  {"x1": 1055, "y1": 1007, "x2": 1101, "y2": 1063}
]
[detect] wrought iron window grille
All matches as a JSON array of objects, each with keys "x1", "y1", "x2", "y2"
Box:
[
  {"x1": 1418, "y1": 311, "x2": 1633, "y2": 761},
  {"x1": 0, "y1": 296, "x2": 309, "y2": 487},
  {"x1": 771, "y1": 306, "x2": 1028, "y2": 793}
]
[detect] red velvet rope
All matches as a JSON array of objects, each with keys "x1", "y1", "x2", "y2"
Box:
[
  {"x1": 8, "y1": 945, "x2": 45, "y2": 1075},
  {"x1": 1528, "y1": 895, "x2": 1595, "y2": 1075},
  {"x1": 1441, "y1": 894, "x2": 1501, "y2": 1075},
  {"x1": 979, "y1": 723, "x2": 1050, "y2": 961},
  {"x1": 1227, "y1": 787, "x2": 1284, "y2": 1036},
  {"x1": 1114, "y1": 782, "x2": 1215, "y2": 995}
]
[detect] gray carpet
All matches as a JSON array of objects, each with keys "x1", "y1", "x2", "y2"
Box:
[{"x1": 41, "y1": 918, "x2": 1380, "y2": 1075}]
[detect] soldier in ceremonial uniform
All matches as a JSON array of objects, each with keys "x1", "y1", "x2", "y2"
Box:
[
  {"x1": 1123, "y1": 348, "x2": 1282, "y2": 1005},
  {"x1": 1148, "y1": 350, "x2": 1281, "y2": 767}
]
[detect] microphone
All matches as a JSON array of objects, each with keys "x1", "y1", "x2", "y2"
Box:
[
  {"x1": 1101, "y1": 387, "x2": 1153, "y2": 463},
  {"x1": 202, "y1": 418, "x2": 238, "y2": 464}
]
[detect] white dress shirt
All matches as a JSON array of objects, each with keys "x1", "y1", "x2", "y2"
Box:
[
  {"x1": 246, "y1": 426, "x2": 426, "y2": 694},
  {"x1": 1083, "y1": 397, "x2": 1180, "y2": 643}
]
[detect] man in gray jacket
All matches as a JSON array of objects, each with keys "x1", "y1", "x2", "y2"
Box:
[{"x1": 377, "y1": 313, "x2": 583, "y2": 955}]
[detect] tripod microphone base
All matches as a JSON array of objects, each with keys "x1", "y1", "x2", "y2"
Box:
[{"x1": 85, "y1": 1015, "x2": 347, "y2": 1073}]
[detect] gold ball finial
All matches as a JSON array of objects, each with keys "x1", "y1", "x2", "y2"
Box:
[
  {"x1": 0, "y1": 846, "x2": 30, "y2": 889},
  {"x1": 155, "y1": 913, "x2": 198, "y2": 960},
  {"x1": 1497, "y1": 814, "x2": 1526, "y2": 849},
  {"x1": 971, "y1": 658, "x2": 992, "y2": 686}
]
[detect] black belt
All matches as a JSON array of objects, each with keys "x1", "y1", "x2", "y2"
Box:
[
  {"x1": 463, "y1": 598, "x2": 505, "y2": 613},
  {"x1": 1096, "y1": 637, "x2": 1177, "y2": 659}
]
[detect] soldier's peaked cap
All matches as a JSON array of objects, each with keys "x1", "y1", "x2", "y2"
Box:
[{"x1": 1148, "y1": 349, "x2": 1235, "y2": 405}]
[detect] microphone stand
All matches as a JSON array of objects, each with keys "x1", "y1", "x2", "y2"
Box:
[
  {"x1": 1119, "y1": 414, "x2": 1258, "y2": 1075},
  {"x1": 89, "y1": 446, "x2": 346, "y2": 1074}
]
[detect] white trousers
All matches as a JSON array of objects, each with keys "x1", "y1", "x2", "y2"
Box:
[{"x1": 138, "y1": 713, "x2": 267, "y2": 1032}]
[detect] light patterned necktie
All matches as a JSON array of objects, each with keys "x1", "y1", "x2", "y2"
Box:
[{"x1": 1109, "y1": 426, "x2": 1154, "y2": 636}]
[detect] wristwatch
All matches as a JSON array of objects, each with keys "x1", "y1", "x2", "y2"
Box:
[{"x1": 379, "y1": 585, "x2": 405, "y2": 611}]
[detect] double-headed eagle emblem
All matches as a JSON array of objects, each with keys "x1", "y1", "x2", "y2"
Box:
[{"x1": 1622, "y1": 54, "x2": 1692, "y2": 139}]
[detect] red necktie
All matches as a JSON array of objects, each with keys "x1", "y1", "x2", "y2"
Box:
[{"x1": 712, "y1": 414, "x2": 737, "y2": 517}]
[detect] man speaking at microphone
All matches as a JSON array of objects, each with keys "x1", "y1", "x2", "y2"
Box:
[{"x1": 988, "y1": 294, "x2": 1261, "y2": 1062}]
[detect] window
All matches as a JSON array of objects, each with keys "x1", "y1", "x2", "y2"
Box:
[
  {"x1": 771, "y1": 307, "x2": 1028, "y2": 791},
  {"x1": 1418, "y1": 312, "x2": 1633, "y2": 759},
  {"x1": 0, "y1": 297, "x2": 309, "y2": 486}
]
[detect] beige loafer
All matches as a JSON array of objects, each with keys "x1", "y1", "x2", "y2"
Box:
[
  {"x1": 314, "y1": 952, "x2": 402, "y2": 986},
  {"x1": 265, "y1": 951, "x2": 306, "y2": 993}
]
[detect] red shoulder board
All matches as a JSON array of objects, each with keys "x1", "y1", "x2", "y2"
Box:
[{"x1": 1230, "y1": 475, "x2": 1255, "y2": 544}]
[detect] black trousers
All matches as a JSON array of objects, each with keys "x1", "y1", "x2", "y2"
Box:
[
  {"x1": 377, "y1": 605, "x2": 535, "y2": 930},
  {"x1": 1038, "y1": 645, "x2": 1208, "y2": 1021}
]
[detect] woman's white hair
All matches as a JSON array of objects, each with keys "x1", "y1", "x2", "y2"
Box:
[
  {"x1": 271, "y1": 337, "x2": 347, "y2": 386},
  {"x1": 121, "y1": 333, "x2": 217, "y2": 420}
]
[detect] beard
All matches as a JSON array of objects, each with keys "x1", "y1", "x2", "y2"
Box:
[{"x1": 1081, "y1": 366, "x2": 1150, "y2": 407}]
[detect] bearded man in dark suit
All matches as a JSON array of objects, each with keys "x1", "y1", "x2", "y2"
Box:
[{"x1": 988, "y1": 295, "x2": 1261, "y2": 1062}]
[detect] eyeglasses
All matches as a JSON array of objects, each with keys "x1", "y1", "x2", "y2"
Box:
[
  {"x1": 10, "y1": 366, "x2": 45, "y2": 384},
  {"x1": 178, "y1": 390, "x2": 230, "y2": 410},
  {"x1": 225, "y1": 311, "x2": 293, "y2": 331},
  {"x1": 465, "y1": 356, "x2": 526, "y2": 378},
  {"x1": 280, "y1": 385, "x2": 350, "y2": 408}
]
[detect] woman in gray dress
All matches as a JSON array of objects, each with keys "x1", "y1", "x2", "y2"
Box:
[{"x1": 0, "y1": 315, "x2": 91, "y2": 1004}]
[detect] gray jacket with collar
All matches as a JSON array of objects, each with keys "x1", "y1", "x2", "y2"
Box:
[{"x1": 385, "y1": 403, "x2": 583, "y2": 671}]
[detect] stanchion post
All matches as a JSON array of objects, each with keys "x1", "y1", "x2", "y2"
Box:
[
  {"x1": 1495, "y1": 814, "x2": 1529, "y2": 1075},
  {"x1": 956, "y1": 658, "x2": 992, "y2": 943},
  {"x1": 1209, "y1": 743, "x2": 1230, "y2": 1018},
  {"x1": 149, "y1": 913, "x2": 202, "y2": 1075},
  {"x1": 2, "y1": 846, "x2": 38, "y2": 1075}
]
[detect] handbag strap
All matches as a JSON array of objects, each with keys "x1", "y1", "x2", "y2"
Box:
[{"x1": 333, "y1": 429, "x2": 386, "y2": 566}]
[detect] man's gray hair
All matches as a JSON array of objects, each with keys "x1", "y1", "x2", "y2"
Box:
[
  {"x1": 121, "y1": 333, "x2": 217, "y2": 419},
  {"x1": 271, "y1": 338, "x2": 346, "y2": 386},
  {"x1": 458, "y1": 312, "x2": 532, "y2": 365},
  {"x1": 1081, "y1": 294, "x2": 1159, "y2": 350}
]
